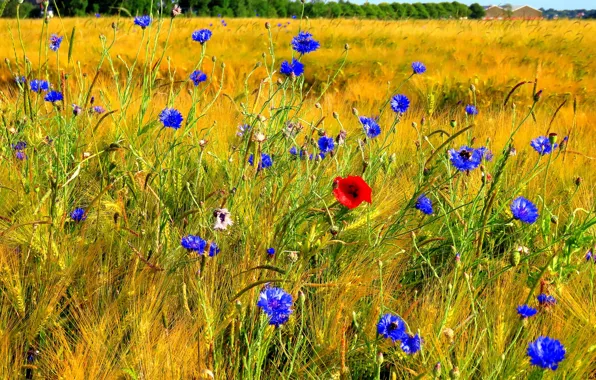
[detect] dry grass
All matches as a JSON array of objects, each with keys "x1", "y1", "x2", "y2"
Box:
[{"x1": 0, "y1": 16, "x2": 595, "y2": 379}]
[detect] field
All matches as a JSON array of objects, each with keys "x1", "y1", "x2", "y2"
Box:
[{"x1": 0, "y1": 12, "x2": 595, "y2": 379}]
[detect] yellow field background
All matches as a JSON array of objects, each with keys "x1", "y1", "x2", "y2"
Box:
[{"x1": 0, "y1": 17, "x2": 595, "y2": 379}]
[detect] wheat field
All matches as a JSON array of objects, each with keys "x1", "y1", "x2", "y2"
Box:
[{"x1": 0, "y1": 14, "x2": 595, "y2": 379}]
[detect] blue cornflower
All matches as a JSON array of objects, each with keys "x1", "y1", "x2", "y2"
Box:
[
  {"x1": 279, "y1": 58, "x2": 304, "y2": 77},
  {"x1": 291, "y1": 15, "x2": 297, "y2": 19},
  {"x1": 267, "y1": 248, "x2": 275, "y2": 256},
  {"x1": 95, "y1": 13, "x2": 100, "y2": 18},
  {"x1": 159, "y1": 108, "x2": 183, "y2": 129},
  {"x1": 360, "y1": 116, "x2": 381, "y2": 139},
  {"x1": 291, "y1": 31, "x2": 320, "y2": 55},
  {"x1": 30, "y1": 79, "x2": 49, "y2": 93},
  {"x1": 192, "y1": 29, "x2": 212, "y2": 44},
  {"x1": 49, "y1": 34, "x2": 63, "y2": 51},
  {"x1": 390, "y1": 94, "x2": 410, "y2": 114},
  {"x1": 510, "y1": 196, "x2": 539, "y2": 224},
  {"x1": 12, "y1": 141, "x2": 27, "y2": 151},
  {"x1": 181, "y1": 235, "x2": 207, "y2": 254},
  {"x1": 530, "y1": 136, "x2": 557, "y2": 155},
  {"x1": 415, "y1": 194, "x2": 433, "y2": 215},
  {"x1": 484, "y1": 150, "x2": 494, "y2": 162},
  {"x1": 190, "y1": 70, "x2": 207, "y2": 86},
  {"x1": 377, "y1": 313, "x2": 407, "y2": 342},
  {"x1": 318, "y1": 136, "x2": 335, "y2": 153},
  {"x1": 16, "y1": 151, "x2": 26, "y2": 161},
  {"x1": 70, "y1": 208, "x2": 86, "y2": 222},
  {"x1": 257, "y1": 287, "x2": 293, "y2": 326},
  {"x1": 400, "y1": 334, "x2": 422, "y2": 355},
  {"x1": 208, "y1": 242, "x2": 220, "y2": 257},
  {"x1": 248, "y1": 153, "x2": 273, "y2": 170},
  {"x1": 517, "y1": 305, "x2": 538, "y2": 319},
  {"x1": 44, "y1": 90, "x2": 63, "y2": 103},
  {"x1": 449, "y1": 146, "x2": 485, "y2": 171},
  {"x1": 237, "y1": 124, "x2": 251, "y2": 137},
  {"x1": 537, "y1": 294, "x2": 556, "y2": 306},
  {"x1": 134, "y1": 15, "x2": 152, "y2": 29},
  {"x1": 289, "y1": 147, "x2": 309, "y2": 160},
  {"x1": 586, "y1": 250, "x2": 594, "y2": 262},
  {"x1": 412, "y1": 61, "x2": 426, "y2": 74},
  {"x1": 92, "y1": 106, "x2": 105, "y2": 114},
  {"x1": 527, "y1": 336, "x2": 566, "y2": 370},
  {"x1": 465, "y1": 104, "x2": 478, "y2": 115}
]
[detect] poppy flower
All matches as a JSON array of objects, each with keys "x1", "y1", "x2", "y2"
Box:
[{"x1": 333, "y1": 176, "x2": 372, "y2": 209}]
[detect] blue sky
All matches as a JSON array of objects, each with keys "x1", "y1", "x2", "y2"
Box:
[{"x1": 354, "y1": 0, "x2": 594, "y2": 10}]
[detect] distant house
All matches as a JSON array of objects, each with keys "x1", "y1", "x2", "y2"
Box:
[
  {"x1": 484, "y1": 5, "x2": 508, "y2": 19},
  {"x1": 511, "y1": 5, "x2": 542, "y2": 19},
  {"x1": 483, "y1": 5, "x2": 542, "y2": 20}
]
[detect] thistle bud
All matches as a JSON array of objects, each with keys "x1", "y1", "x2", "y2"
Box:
[
  {"x1": 377, "y1": 352, "x2": 384, "y2": 364},
  {"x1": 550, "y1": 215, "x2": 558, "y2": 224},
  {"x1": 443, "y1": 328, "x2": 455, "y2": 344},
  {"x1": 411, "y1": 122, "x2": 417, "y2": 128},
  {"x1": 171, "y1": 4, "x2": 182, "y2": 17},
  {"x1": 265, "y1": 22, "x2": 271, "y2": 30},
  {"x1": 336, "y1": 130, "x2": 347, "y2": 145},
  {"x1": 72, "y1": 104, "x2": 82, "y2": 116},
  {"x1": 433, "y1": 362, "x2": 442, "y2": 378},
  {"x1": 470, "y1": 84, "x2": 476, "y2": 92},
  {"x1": 534, "y1": 89, "x2": 543, "y2": 102},
  {"x1": 449, "y1": 367, "x2": 460, "y2": 379},
  {"x1": 352, "y1": 108, "x2": 359, "y2": 117},
  {"x1": 509, "y1": 250, "x2": 521, "y2": 267},
  {"x1": 420, "y1": 116, "x2": 426, "y2": 126},
  {"x1": 575, "y1": 177, "x2": 582, "y2": 186},
  {"x1": 257, "y1": 114, "x2": 266, "y2": 122},
  {"x1": 332, "y1": 111, "x2": 339, "y2": 119},
  {"x1": 344, "y1": 43, "x2": 350, "y2": 51},
  {"x1": 330, "y1": 225, "x2": 339, "y2": 236},
  {"x1": 548, "y1": 132, "x2": 558, "y2": 145},
  {"x1": 199, "y1": 139, "x2": 208, "y2": 148},
  {"x1": 450, "y1": 119, "x2": 457, "y2": 128},
  {"x1": 315, "y1": 102, "x2": 322, "y2": 109}
]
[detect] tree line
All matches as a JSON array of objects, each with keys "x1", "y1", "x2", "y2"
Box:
[
  {"x1": 4, "y1": 0, "x2": 595, "y2": 20},
  {"x1": 3, "y1": 0, "x2": 488, "y2": 20}
]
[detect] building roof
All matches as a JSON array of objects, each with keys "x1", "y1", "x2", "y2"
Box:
[{"x1": 482, "y1": 4, "x2": 542, "y2": 14}]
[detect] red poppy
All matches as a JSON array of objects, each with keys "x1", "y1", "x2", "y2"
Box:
[{"x1": 333, "y1": 176, "x2": 372, "y2": 209}]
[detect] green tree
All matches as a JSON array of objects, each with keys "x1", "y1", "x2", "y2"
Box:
[
  {"x1": 412, "y1": 3, "x2": 429, "y2": 19},
  {"x1": 468, "y1": 3, "x2": 486, "y2": 19}
]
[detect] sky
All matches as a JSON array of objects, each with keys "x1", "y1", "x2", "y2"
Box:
[{"x1": 354, "y1": 0, "x2": 594, "y2": 10}]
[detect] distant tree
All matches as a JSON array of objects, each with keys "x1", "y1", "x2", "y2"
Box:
[
  {"x1": 440, "y1": 2, "x2": 454, "y2": 17},
  {"x1": 469, "y1": 3, "x2": 486, "y2": 19},
  {"x1": 424, "y1": 3, "x2": 439, "y2": 19},
  {"x1": 391, "y1": 3, "x2": 405, "y2": 18},
  {"x1": 402, "y1": 3, "x2": 418, "y2": 18},
  {"x1": 379, "y1": 3, "x2": 396, "y2": 19},
  {"x1": 328, "y1": 2, "x2": 343, "y2": 18},
  {"x1": 412, "y1": 3, "x2": 429, "y2": 19}
]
